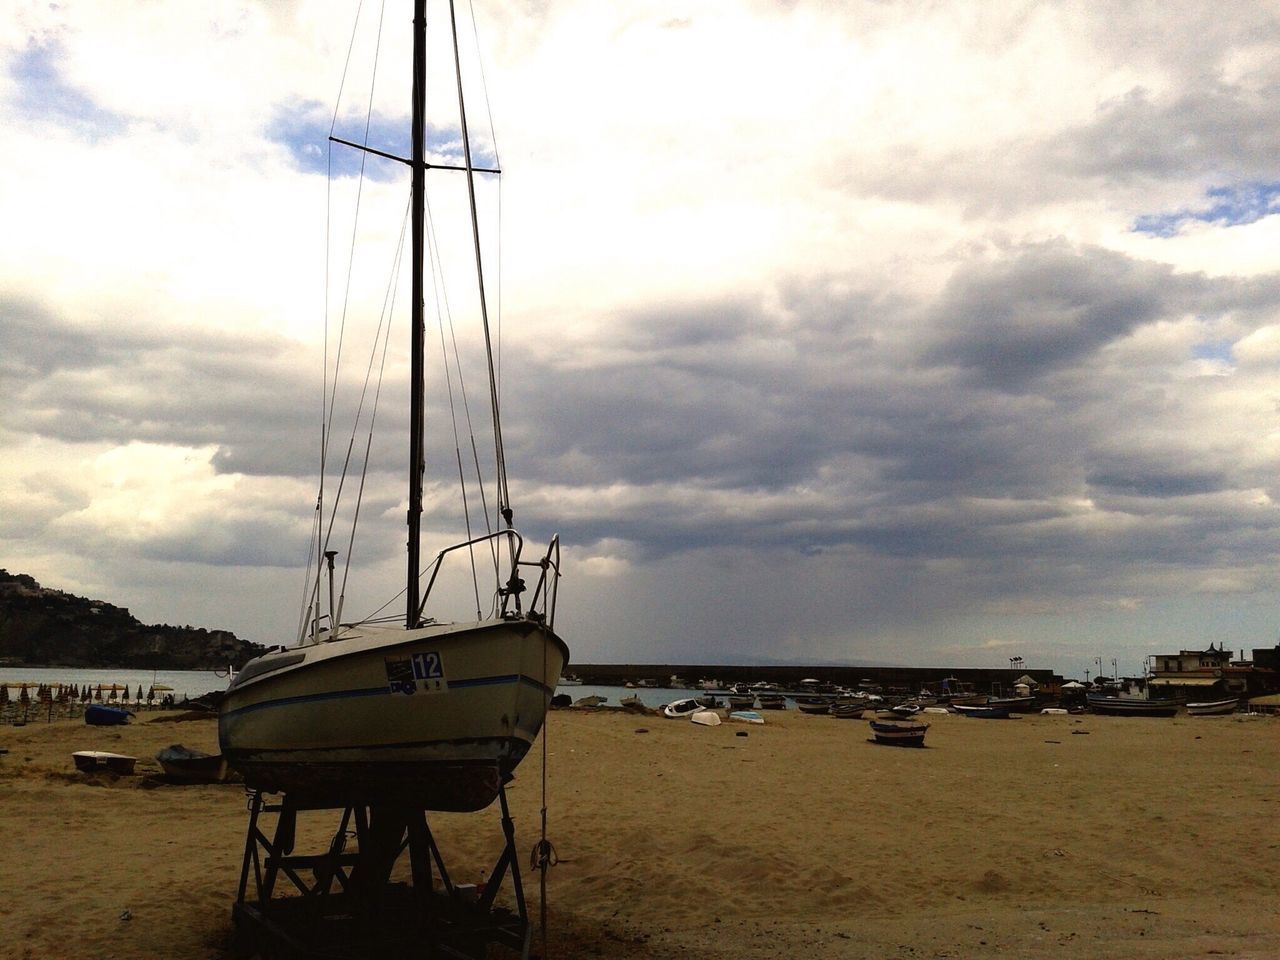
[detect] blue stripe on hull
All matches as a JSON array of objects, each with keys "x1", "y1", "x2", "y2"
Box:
[{"x1": 220, "y1": 672, "x2": 551, "y2": 721}]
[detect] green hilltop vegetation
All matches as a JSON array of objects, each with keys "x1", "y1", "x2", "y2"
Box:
[{"x1": 0, "y1": 569, "x2": 265, "y2": 670}]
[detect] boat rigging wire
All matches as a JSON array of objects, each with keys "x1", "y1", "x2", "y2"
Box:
[
  {"x1": 448, "y1": 0, "x2": 511, "y2": 530},
  {"x1": 304, "y1": 0, "x2": 388, "y2": 642},
  {"x1": 463, "y1": 0, "x2": 503, "y2": 410},
  {"x1": 336, "y1": 200, "x2": 409, "y2": 629},
  {"x1": 301, "y1": 0, "x2": 519, "y2": 633}
]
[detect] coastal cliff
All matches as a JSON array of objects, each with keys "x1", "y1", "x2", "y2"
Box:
[{"x1": 0, "y1": 569, "x2": 265, "y2": 669}]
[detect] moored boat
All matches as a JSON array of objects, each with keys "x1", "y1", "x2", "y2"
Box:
[
  {"x1": 868, "y1": 720, "x2": 929, "y2": 747},
  {"x1": 727, "y1": 694, "x2": 757, "y2": 710},
  {"x1": 757, "y1": 693, "x2": 787, "y2": 710},
  {"x1": 1185, "y1": 698, "x2": 1238, "y2": 716}
]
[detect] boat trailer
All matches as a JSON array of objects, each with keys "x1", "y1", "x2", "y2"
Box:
[{"x1": 231, "y1": 780, "x2": 532, "y2": 959}]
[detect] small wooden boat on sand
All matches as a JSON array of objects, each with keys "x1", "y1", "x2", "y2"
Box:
[
  {"x1": 689, "y1": 711, "x2": 721, "y2": 727},
  {"x1": 72, "y1": 751, "x2": 137, "y2": 774},
  {"x1": 156, "y1": 745, "x2": 230, "y2": 783},
  {"x1": 1086, "y1": 694, "x2": 1182, "y2": 717},
  {"x1": 869, "y1": 720, "x2": 929, "y2": 746},
  {"x1": 795, "y1": 696, "x2": 833, "y2": 715},
  {"x1": 729, "y1": 710, "x2": 764, "y2": 724},
  {"x1": 1185, "y1": 698, "x2": 1238, "y2": 716},
  {"x1": 829, "y1": 702, "x2": 867, "y2": 719}
]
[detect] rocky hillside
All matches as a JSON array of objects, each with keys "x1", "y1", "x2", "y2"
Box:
[{"x1": 0, "y1": 570, "x2": 265, "y2": 669}]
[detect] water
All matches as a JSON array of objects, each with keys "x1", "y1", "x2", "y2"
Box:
[{"x1": 0, "y1": 666, "x2": 230, "y2": 701}]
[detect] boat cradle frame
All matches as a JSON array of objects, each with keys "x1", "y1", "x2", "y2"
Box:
[{"x1": 232, "y1": 781, "x2": 531, "y2": 959}]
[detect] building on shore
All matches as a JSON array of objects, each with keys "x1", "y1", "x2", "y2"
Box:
[{"x1": 1148, "y1": 642, "x2": 1280, "y2": 700}]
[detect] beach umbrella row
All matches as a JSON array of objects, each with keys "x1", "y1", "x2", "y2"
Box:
[{"x1": 1, "y1": 680, "x2": 184, "y2": 706}]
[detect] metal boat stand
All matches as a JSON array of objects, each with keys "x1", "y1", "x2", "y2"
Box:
[{"x1": 232, "y1": 781, "x2": 531, "y2": 959}]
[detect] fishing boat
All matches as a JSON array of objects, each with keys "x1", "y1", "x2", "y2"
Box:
[
  {"x1": 1086, "y1": 694, "x2": 1182, "y2": 717},
  {"x1": 218, "y1": 1, "x2": 568, "y2": 813},
  {"x1": 868, "y1": 720, "x2": 929, "y2": 747},
  {"x1": 795, "y1": 696, "x2": 834, "y2": 715},
  {"x1": 757, "y1": 693, "x2": 787, "y2": 710},
  {"x1": 726, "y1": 694, "x2": 756, "y2": 710},
  {"x1": 1185, "y1": 698, "x2": 1239, "y2": 717}
]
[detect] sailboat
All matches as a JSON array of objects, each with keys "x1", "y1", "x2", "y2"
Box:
[{"x1": 218, "y1": 0, "x2": 569, "y2": 813}]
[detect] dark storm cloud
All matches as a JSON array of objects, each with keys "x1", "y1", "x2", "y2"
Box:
[
  {"x1": 495, "y1": 242, "x2": 1280, "y2": 587},
  {"x1": 920, "y1": 244, "x2": 1191, "y2": 388},
  {"x1": 1045, "y1": 79, "x2": 1280, "y2": 184}
]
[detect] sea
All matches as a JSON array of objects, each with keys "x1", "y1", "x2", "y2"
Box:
[{"x1": 0, "y1": 671, "x2": 747, "y2": 710}]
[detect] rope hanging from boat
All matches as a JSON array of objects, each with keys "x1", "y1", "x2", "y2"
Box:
[{"x1": 530, "y1": 622, "x2": 557, "y2": 954}]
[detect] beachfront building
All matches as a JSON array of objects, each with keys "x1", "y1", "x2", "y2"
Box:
[
  {"x1": 1149, "y1": 644, "x2": 1233, "y2": 699},
  {"x1": 1148, "y1": 643, "x2": 1280, "y2": 700}
]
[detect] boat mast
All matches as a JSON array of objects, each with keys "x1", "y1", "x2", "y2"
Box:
[{"x1": 406, "y1": 0, "x2": 427, "y2": 628}]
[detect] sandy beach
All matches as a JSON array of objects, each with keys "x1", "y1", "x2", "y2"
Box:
[{"x1": 2, "y1": 707, "x2": 1278, "y2": 960}]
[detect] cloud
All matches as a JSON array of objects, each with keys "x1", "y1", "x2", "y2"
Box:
[{"x1": 4, "y1": 0, "x2": 1280, "y2": 673}]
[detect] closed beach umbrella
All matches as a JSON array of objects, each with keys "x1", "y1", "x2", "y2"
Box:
[
  {"x1": 0, "y1": 685, "x2": 8, "y2": 705},
  {"x1": 94, "y1": 686, "x2": 103, "y2": 701},
  {"x1": 146, "y1": 686, "x2": 154, "y2": 703},
  {"x1": 136, "y1": 685, "x2": 144, "y2": 702}
]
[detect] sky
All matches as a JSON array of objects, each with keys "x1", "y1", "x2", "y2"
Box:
[{"x1": 4, "y1": 0, "x2": 1280, "y2": 680}]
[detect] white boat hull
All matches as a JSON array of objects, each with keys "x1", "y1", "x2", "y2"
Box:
[
  {"x1": 1186, "y1": 698, "x2": 1238, "y2": 716},
  {"x1": 218, "y1": 618, "x2": 567, "y2": 811}
]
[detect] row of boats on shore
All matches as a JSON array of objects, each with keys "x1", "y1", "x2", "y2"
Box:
[
  {"x1": 637, "y1": 687, "x2": 1246, "y2": 749},
  {"x1": 641, "y1": 688, "x2": 1243, "y2": 720}
]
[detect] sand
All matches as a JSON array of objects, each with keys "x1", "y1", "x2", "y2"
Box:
[{"x1": 1, "y1": 707, "x2": 1277, "y2": 960}]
